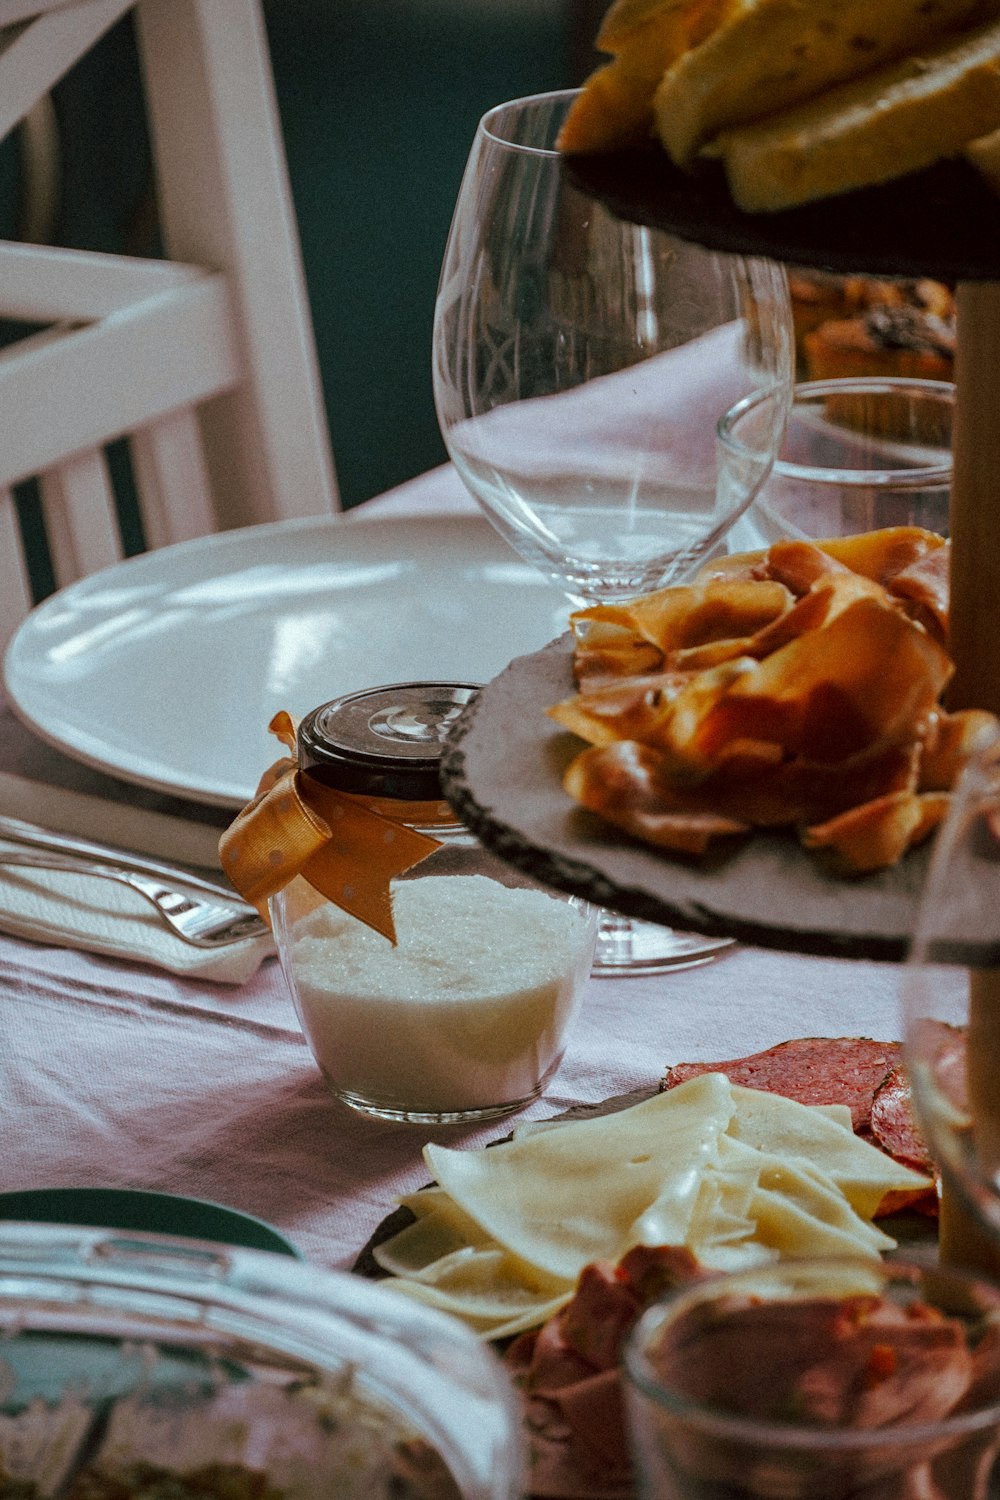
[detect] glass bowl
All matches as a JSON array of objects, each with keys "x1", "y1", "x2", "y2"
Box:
[{"x1": 0, "y1": 1223, "x2": 522, "y2": 1499}]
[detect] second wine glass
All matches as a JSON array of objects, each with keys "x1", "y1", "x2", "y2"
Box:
[
  {"x1": 432, "y1": 88, "x2": 794, "y2": 974},
  {"x1": 902, "y1": 720, "x2": 1000, "y2": 1276}
]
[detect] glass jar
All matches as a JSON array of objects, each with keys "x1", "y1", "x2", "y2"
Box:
[
  {"x1": 270, "y1": 682, "x2": 598, "y2": 1124},
  {"x1": 0, "y1": 1222, "x2": 522, "y2": 1500}
]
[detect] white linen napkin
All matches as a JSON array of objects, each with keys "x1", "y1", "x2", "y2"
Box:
[{"x1": 0, "y1": 841, "x2": 274, "y2": 984}]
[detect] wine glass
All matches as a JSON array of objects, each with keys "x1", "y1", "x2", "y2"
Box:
[
  {"x1": 902, "y1": 718, "x2": 1000, "y2": 1274},
  {"x1": 432, "y1": 88, "x2": 794, "y2": 975}
]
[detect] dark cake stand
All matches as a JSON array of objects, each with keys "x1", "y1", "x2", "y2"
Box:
[{"x1": 441, "y1": 147, "x2": 1000, "y2": 1271}]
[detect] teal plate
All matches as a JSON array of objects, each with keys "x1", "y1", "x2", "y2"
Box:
[
  {"x1": 0, "y1": 1193, "x2": 297, "y2": 1414},
  {"x1": 0, "y1": 1187, "x2": 299, "y2": 1257}
]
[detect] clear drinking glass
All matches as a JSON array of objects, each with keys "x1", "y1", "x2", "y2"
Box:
[
  {"x1": 720, "y1": 376, "x2": 953, "y2": 549},
  {"x1": 624, "y1": 1256, "x2": 1000, "y2": 1500},
  {"x1": 432, "y1": 88, "x2": 794, "y2": 973},
  {"x1": 902, "y1": 720, "x2": 1000, "y2": 1272}
]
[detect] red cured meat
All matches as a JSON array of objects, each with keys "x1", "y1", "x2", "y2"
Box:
[
  {"x1": 506, "y1": 1247, "x2": 705, "y2": 1500},
  {"x1": 871, "y1": 1068, "x2": 935, "y2": 1176},
  {"x1": 662, "y1": 1035, "x2": 903, "y2": 1132}
]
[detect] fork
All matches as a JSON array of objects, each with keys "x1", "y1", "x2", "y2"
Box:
[{"x1": 0, "y1": 849, "x2": 271, "y2": 948}]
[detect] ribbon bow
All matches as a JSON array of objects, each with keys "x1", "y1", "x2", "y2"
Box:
[{"x1": 219, "y1": 712, "x2": 445, "y2": 942}]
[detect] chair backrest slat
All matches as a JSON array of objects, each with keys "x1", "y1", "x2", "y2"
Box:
[
  {"x1": 136, "y1": 0, "x2": 338, "y2": 530},
  {"x1": 0, "y1": 241, "x2": 206, "y2": 320},
  {"x1": 39, "y1": 449, "x2": 123, "y2": 588},
  {"x1": 0, "y1": 0, "x2": 340, "y2": 658},
  {"x1": 0, "y1": 272, "x2": 240, "y2": 491},
  {"x1": 130, "y1": 409, "x2": 217, "y2": 550},
  {"x1": 0, "y1": 0, "x2": 134, "y2": 142},
  {"x1": 0, "y1": 486, "x2": 34, "y2": 645}
]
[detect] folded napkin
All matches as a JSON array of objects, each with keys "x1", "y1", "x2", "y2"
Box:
[{"x1": 0, "y1": 840, "x2": 274, "y2": 984}]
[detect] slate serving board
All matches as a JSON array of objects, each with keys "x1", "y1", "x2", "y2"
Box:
[
  {"x1": 437, "y1": 635, "x2": 998, "y2": 965},
  {"x1": 562, "y1": 151, "x2": 1000, "y2": 282}
]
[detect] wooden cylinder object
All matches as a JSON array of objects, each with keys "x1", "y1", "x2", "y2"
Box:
[
  {"x1": 938, "y1": 281, "x2": 1000, "y2": 1274},
  {"x1": 948, "y1": 282, "x2": 1000, "y2": 716}
]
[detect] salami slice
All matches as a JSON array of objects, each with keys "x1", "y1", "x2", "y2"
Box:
[
  {"x1": 870, "y1": 1067, "x2": 934, "y2": 1176},
  {"x1": 662, "y1": 1036, "x2": 903, "y2": 1133},
  {"x1": 871, "y1": 1022, "x2": 967, "y2": 1177}
]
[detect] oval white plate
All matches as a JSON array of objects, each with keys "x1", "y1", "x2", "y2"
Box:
[{"x1": 3, "y1": 513, "x2": 568, "y2": 807}]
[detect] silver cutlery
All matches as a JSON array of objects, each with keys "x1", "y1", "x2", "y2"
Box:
[
  {"x1": 0, "y1": 815, "x2": 271, "y2": 949},
  {"x1": 0, "y1": 849, "x2": 270, "y2": 949},
  {"x1": 0, "y1": 814, "x2": 247, "y2": 904}
]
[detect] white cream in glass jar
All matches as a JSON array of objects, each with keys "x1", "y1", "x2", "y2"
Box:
[{"x1": 270, "y1": 683, "x2": 597, "y2": 1124}]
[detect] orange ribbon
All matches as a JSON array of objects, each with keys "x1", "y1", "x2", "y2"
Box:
[{"x1": 219, "y1": 711, "x2": 447, "y2": 942}]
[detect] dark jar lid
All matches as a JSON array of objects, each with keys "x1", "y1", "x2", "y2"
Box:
[{"x1": 297, "y1": 682, "x2": 478, "y2": 800}]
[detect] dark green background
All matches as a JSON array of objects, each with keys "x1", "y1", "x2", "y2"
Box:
[{"x1": 13, "y1": 2, "x2": 604, "y2": 529}]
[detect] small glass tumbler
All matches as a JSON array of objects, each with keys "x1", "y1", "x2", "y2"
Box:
[
  {"x1": 270, "y1": 682, "x2": 598, "y2": 1125},
  {"x1": 623, "y1": 1257, "x2": 1000, "y2": 1500},
  {"x1": 719, "y1": 376, "x2": 952, "y2": 548}
]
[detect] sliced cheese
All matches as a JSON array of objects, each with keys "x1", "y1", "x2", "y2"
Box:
[
  {"x1": 748, "y1": 1149, "x2": 896, "y2": 1255},
  {"x1": 372, "y1": 1189, "x2": 497, "y2": 1279},
  {"x1": 749, "y1": 1175, "x2": 896, "y2": 1259},
  {"x1": 717, "y1": 17, "x2": 1000, "y2": 212},
  {"x1": 424, "y1": 1072, "x2": 734, "y2": 1284},
  {"x1": 683, "y1": 1135, "x2": 897, "y2": 1267},
  {"x1": 728, "y1": 1084, "x2": 932, "y2": 1218},
  {"x1": 373, "y1": 1076, "x2": 934, "y2": 1338},
  {"x1": 381, "y1": 1259, "x2": 570, "y2": 1340},
  {"x1": 675, "y1": 1141, "x2": 764, "y2": 1264},
  {"x1": 653, "y1": 0, "x2": 999, "y2": 166}
]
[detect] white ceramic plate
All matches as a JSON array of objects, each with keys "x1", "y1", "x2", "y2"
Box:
[{"x1": 3, "y1": 514, "x2": 568, "y2": 808}]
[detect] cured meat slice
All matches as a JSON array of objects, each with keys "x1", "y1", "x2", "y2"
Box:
[
  {"x1": 662, "y1": 1036, "x2": 903, "y2": 1132},
  {"x1": 505, "y1": 1246, "x2": 705, "y2": 1500},
  {"x1": 871, "y1": 1067, "x2": 935, "y2": 1176},
  {"x1": 870, "y1": 1020, "x2": 967, "y2": 1180}
]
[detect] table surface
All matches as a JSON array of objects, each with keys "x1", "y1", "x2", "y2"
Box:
[{"x1": 0, "y1": 467, "x2": 907, "y2": 1270}]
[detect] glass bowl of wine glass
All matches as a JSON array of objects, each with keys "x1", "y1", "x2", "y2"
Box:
[
  {"x1": 432, "y1": 87, "x2": 794, "y2": 973},
  {"x1": 902, "y1": 717, "x2": 1000, "y2": 1273}
]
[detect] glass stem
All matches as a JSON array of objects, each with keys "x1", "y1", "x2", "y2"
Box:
[{"x1": 597, "y1": 910, "x2": 634, "y2": 965}]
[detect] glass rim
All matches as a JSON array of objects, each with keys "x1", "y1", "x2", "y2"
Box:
[
  {"x1": 717, "y1": 376, "x2": 954, "y2": 490},
  {"x1": 905, "y1": 717, "x2": 1000, "y2": 968},
  {"x1": 479, "y1": 87, "x2": 581, "y2": 157},
  {"x1": 623, "y1": 1255, "x2": 1000, "y2": 1451}
]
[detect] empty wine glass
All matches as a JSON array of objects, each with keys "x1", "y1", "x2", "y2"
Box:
[
  {"x1": 432, "y1": 88, "x2": 794, "y2": 974},
  {"x1": 902, "y1": 718, "x2": 1000, "y2": 1275}
]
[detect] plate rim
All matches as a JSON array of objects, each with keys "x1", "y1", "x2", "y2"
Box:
[{"x1": 3, "y1": 511, "x2": 561, "y2": 809}]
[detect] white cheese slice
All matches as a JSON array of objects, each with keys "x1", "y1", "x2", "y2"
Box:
[
  {"x1": 727, "y1": 1082, "x2": 932, "y2": 1217},
  {"x1": 424, "y1": 1072, "x2": 735, "y2": 1284},
  {"x1": 373, "y1": 1074, "x2": 934, "y2": 1338},
  {"x1": 386, "y1": 1273, "x2": 571, "y2": 1342},
  {"x1": 372, "y1": 1191, "x2": 497, "y2": 1280}
]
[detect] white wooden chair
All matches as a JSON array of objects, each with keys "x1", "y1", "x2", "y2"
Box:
[{"x1": 0, "y1": 0, "x2": 340, "y2": 651}]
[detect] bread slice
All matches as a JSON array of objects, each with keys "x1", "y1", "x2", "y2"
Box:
[
  {"x1": 653, "y1": 0, "x2": 999, "y2": 165},
  {"x1": 595, "y1": 0, "x2": 719, "y2": 49},
  {"x1": 558, "y1": 0, "x2": 730, "y2": 153},
  {"x1": 965, "y1": 119, "x2": 1000, "y2": 186},
  {"x1": 718, "y1": 17, "x2": 1000, "y2": 211}
]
